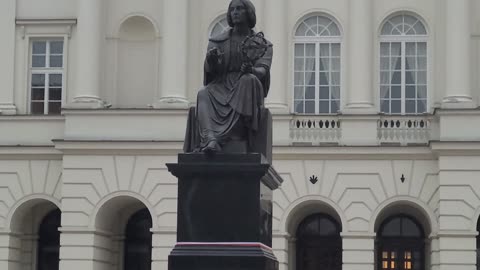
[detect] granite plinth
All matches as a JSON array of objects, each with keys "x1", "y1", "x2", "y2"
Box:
[{"x1": 166, "y1": 153, "x2": 282, "y2": 270}]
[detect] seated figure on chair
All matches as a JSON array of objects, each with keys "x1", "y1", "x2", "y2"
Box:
[{"x1": 184, "y1": 0, "x2": 273, "y2": 156}]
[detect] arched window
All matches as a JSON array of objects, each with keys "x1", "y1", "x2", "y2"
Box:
[
  {"x1": 296, "y1": 214, "x2": 342, "y2": 270},
  {"x1": 124, "y1": 208, "x2": 153, "y2": 270},
  {"x1": 294, "y1": 15, "x2": 341, "y2": 114},
  {"x1": 376, "y1": 215, "x2": 425, "y2": 270},
  {"x1": 380, "y1": 14, "x2": 427, "y2": 115},
  {"x1": 37, "y1": 209, "x2": 61, "y2": 270},
  {"x1": 210, "y1": 16, "x2": 229, "y2": 38}
]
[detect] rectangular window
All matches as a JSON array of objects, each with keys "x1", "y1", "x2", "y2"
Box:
[
  {"x1": 294, "y1": 42, "x2": 341, "y2": 114},
  {"x1": 30, "y1": 40, "x2": 64, "y2": 115},
  {"x1": 380, "y1": 41, "x2": 427, "y2": 115}
]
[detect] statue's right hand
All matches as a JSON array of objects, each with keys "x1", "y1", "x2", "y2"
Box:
[{"x1": 207, "y1": 47, "x2": 222, "y2": 64}]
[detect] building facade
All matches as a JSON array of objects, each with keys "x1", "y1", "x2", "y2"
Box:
[{"x1": 1, "y1": 0, "x2": 480, "y2": 270}]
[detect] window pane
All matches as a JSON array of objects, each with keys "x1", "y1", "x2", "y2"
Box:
[
  {"x1": 391, "y1": 86, "x2": 401, "y2": 98},
  {"x1": 406, "y1": 86, "x2": 416, "y2": 98},
  {"x1": 391, "y1": 56, "x2": 401, "y2": 70},
  {"x1": 391, "y1": 71, "x2": 401, "y2": 84},
  {"x1": 402, "y1": 218, "x2": 422, "y2": 237},
  {"x1": 319, "y1": 101, "x2": 329, "y2": 113},
  {"x1": 331, "y1": 44, "x2": 340, "y2": 57},
  {"x1": 305, "y1": 101, "x2": 315, "y2": 113},
  {"x1": 49, "y1": 88, "x2": 62, "y2": 101},
  {"x1": 295, "y1": 44, "x2": 305, "y2": 56},
  {"x1": 380, "y1": 43, "x2": 390, "y2": 56},
  {"x1": 380, "y1": 86, "x2": 390, "y2": 99},
  {"x1": 319, "y1": 58, "x2": 329, "y2": 71},
  {"x1": 406, "y1": 43, "x2": 416, "y2": 56},
  {"x1": 417, "y1": 43, "x2": 427, "y2": 56},
  {"x1": 48, "y1": 102, "x2": 62, "y2": 114},
  {"x1": 331, "y1": 86, "x2": 340, "y2": 99},
  {"x1": 331, "y1": 57, "x2": 340, "y2": 71},
  {"x1": 381, "y1": 100, "x2": 390, "y2": 113},
  {"x1": 305, "y1": 72, "x2": 315, "y2": 85},
  {"x1": 49, "y1": 74, "x2": 62, "y2": 87},
  {"x1": 320, "y1": 44, "x2": 330, "y2": 57},
  {"x1": 305, "y1": 44, "x2": 315, "y2": 57},
  {"x1": 32, "y1": 55, "x2": 46, "y2": 67},
  {"x1": 331, "y1": 72, "x2": 340, "y2": 85},
  {"x1": 294, "y1": 58, "x2": 304, "y2": 71},
  {"x1": 417, "y1": 85, "x2": 427, "y2": 99},
  {"x1": 331, "y1": 101, "x2": 339, "y2": 113},
  {"x1": 295, "y1": 23, "x2": 308, "y2": 36},
  {"x1": 391, "y1": 100, "x2": 401, "y2": 113},
  {"x1": 380, "y1": 72, "x2": 390, "y2": 85},
  {"x1": 305, "y1": 58, "x2": 315, "y2": 71},
  {"x1": 417, "y1": 71, "x2": 426, "y2": 84},
  {"x1": 294, "y1": 72, "x2": 304, "y2": 85},
  {"x1": 50, "y1": 56, "x2": 63, "y2": 67},
  {"x1": 381, "y1": 218, "x2": 401, "y2": 236},
  {"x1": 294, "y1": 100, "x2": 304, "y2": 113},
  {"x1": 406, "y1": 70, "x2": 415, "y2": 84},
  {"x1": 406, "y1": 100, "x2": 416, "y2": 113},
  {"x1": 31, "y1": 102, "x2": 44, "y2": 114},
  {"x1": 305, "y1": 87, "x2": 315, "y2": 99},
  {"x1": 32, "y1": 41, "x2": 47, "y2": 54},
  {"x1": 406, "y1": 57, "x2": 416, "y2": 70},
  {"x1": 380, "y1": 57, "x2": 390, "y2": 70},
  {"x1": 32, "y1": 88, "x2": 45, "y2": 100},
  {"x1": 319, "y1": 72, "x2": 329, "y2": 85},
  {"x1": 294, "y1": 87, "x2": 304, "y2": 99},
  {"x1": 417, "y1": 100, "x2": 427, "y2": 113},
  {"x1": 391, "y1": 43, "x2": 401, "y2": 56},
  {"x1": 50, "y1": 41, "x2": 64, "y2": 54},
  {"x1": 418, "y1": 57, "x2": 427, "y2": 70},
  {"x1": 319, "y1": 87, "x2": 329, "y2": 99},
  {"x1": 32, "y1": 74, "x2": 45, "y2": 87}
]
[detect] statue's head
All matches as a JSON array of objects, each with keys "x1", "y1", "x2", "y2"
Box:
[{"x1": 227, "y1": 0, "x2": 256, "y2": 29}]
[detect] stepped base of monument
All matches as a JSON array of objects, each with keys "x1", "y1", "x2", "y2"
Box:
[{"x1": 168, "y1": 242, "x2": 278, "y2": 270}]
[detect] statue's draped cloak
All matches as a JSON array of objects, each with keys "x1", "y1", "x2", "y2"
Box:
[{"x1": 186, "y1": 30, "x2": 272, "y2": 151}]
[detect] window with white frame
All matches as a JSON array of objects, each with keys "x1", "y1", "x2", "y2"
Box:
[
  {"x1": 30, "y1": 40, "x2": 64, "y2": 115},
  {"x1": 294, "y1": 15, "x2": 341, "y2": 114},
  {"x1": 380, "y1": 14, "x2": 427, "y2": 115},
  {"x1": 210, "y1": 16, "x2": 229, "y2": 38}
]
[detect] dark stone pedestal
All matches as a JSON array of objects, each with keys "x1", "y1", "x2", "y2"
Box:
[{"x1": 166, "y1": 153, "x2": 282, "y2": 270}]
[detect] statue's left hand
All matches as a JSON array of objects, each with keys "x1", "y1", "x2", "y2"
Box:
[{"x1": 240, "y1": 62, "x2": 253, "y2": 74}]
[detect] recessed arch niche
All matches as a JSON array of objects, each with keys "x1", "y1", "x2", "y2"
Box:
[{"x1": 116, "y1": 15, "x2": 158, "y2": 108}]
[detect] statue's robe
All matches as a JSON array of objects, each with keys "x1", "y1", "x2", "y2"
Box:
[{"x1": 184, "y1": 29, "x2": 273, "y2": 152}]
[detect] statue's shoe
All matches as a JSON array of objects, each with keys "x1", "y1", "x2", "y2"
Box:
[{"x1": 202, "y1": 140, "x2": 221, "y2": 154}]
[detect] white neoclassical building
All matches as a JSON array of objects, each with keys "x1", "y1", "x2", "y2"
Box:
[{"x1": 1, "y1": 0, "x2": 480, "y2": 270}]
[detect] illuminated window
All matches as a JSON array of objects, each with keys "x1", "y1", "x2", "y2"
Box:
[{"x1": 376, "y1": 215, "x2": 425, "y2": 270}]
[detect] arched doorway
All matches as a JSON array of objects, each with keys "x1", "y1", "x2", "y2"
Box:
[
  {"x1": 124, "y1": 208, "x2": 153, "y2": 270},
  {"x1": 296, "y1": 214, "x2": 342, "y2": 270},
  {"x1": 37, "y1": 209, "x2": 61, "y2": 270},
  {"x1": 376, "y1": 214, "x2": 425, "y2": 270}
]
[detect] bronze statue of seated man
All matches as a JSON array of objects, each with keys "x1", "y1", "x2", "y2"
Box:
[{"x1": 183, "y1": 0, "x2": 273, "y2": 159}]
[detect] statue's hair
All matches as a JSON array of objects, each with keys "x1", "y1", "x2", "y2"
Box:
[{"x1": 227, "y1": 0, "x2": 256, "y2": 29}]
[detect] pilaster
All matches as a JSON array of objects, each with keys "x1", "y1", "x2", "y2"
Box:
[
  {"x1": 68, "y1": 0, "x2": 105, "y2": 109},
  {"x1": 341, "y1": 233, "x2": 375, "y2": 270},
  {"x1": 442, "y1": 0, "x2": 475, "y2": 108},
  {"x1": 156, "y1": 0, "x2": 189, "y2": 108},
  {"x1": 0, "y1": 0, "x2": 17, "y2": 114},
  {"x1": 264, "y1": 0, "x2": 289, "y2": 114},
  {"x1": 151, "y1": 228, "x2": 176, "y2": 270},
  {"x1": 343, "y1": 0, "x2": 375, "y2": 114}
]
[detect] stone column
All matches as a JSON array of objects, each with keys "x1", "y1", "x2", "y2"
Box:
[
  {"x1": 264, "y1": 0, "x2": 288, "y2": 113},
  {"x1": 0, "y1": 232, "x2": 21, "y2": 270},
  {"x1": 69, "y1": 0, "x2": 104, "y2": 108},
  {"x1": 156, "y1": 0, "x2": 189, "y2": 108},
  {"x1": 59, "y1": 228, "x2": 112, "y2": 270},
  {"x1": 442, "y1": 0, "x2": 475, "y2": 108},
  {"x1": 0, "y1": 0, "x2": 17, "y2": 114},
  {"x1": 341, "y1": 233, "x2": 375, "y2": 270},
  {"x1": 344, "y1": 0, "x2": 375, "y2": 114}
]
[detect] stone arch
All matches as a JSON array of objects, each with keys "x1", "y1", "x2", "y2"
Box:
[
  {"x1": 7, "y1": 194, "x2": 60, "y2": 233},
  {"x1": 90, "y1": 191, "x2": 157, "y2": 232},
  {"x1": 292, "y1": 9, "x2": 345, "y2": 39},
  {"x1": 6, "y1": 195, "x2": 61, "y2": 270},
  {"x1": 377, "y1": 9, "x2": 430, "y2": 37},
  {"x1": 370, "y1": 196, "x2": 437, "y2": 236},
  {"x1": 115, "y1": 15, "x2": 158, "y2": 108},
  {"x1": 281, "y1": 195, "x2": 347, "y2": 235}
]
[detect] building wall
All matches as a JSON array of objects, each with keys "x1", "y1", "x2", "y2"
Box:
[{"x1": 1, "y1": 1, "x2": 480, "y2": 270}]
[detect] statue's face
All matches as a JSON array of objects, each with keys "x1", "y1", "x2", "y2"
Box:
[{"x1": 229, "y1": 0, "x2": 247, "y2": 25}]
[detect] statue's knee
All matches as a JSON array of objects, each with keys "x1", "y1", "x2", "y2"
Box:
[{"x1": 240, "y1": 73, "x2": 258, "y2": 83}]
